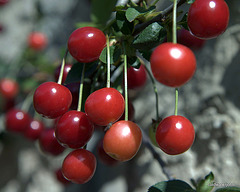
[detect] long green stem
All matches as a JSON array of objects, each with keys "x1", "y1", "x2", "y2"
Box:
[
  {"x1": 172, "y1": 0, "x2": 178, "y2": 44},
  {"x1": 174, "y1": 88, "x2": 178, "y2": 116},
  {"x1": 57, "y1": 49, "x2": 68, "y2": 85},
  {"x1": 77, "y1": 64, "x2": 86, "y2": 112},
  {"x1": 123, "y1": 43, "x2": 128, "y2": 121},
  {"x1": 106, "y1": 35, "x2": 111, "y2": 88}
]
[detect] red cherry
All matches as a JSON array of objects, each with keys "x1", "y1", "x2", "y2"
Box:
[
  {"x1": 33, "y1": 82, "x2": 72, "y2": 119},
  {"x1": 127, "y1": 65, "x2": 147, "y2": 89},
  {"x1": 68, "y1": 27, "x2": 106, "y2": 63},
  {"x1": 28, "y1": 32, "x2": 48, "y2": 51},
  {"x1": 187, "y1": 0, "x2": 229, "y2": 39},
  {"x1": 85, "y1": 87, "x2": 125, "y2": 126},
  {"x1": 103, "y1": 120, "x2": 142, "y2": 161},
  {"x1": 156, "y1": 115, "x2": 195, "y2": 155},
  {"x1": 62, "y1": 149, "x2": 96, "y2": 184},
  {"x1": 0, "y1": 0, "x2": 9, "y2": 6},
  {"x1": 5, "y1": 109, "x2": 31, "y2": 133},
  {"x1": 55, "y1": 168, "x2": 71, "y2": 185},
  {"x1": 54, "y1": 63, "x2": 72, "y2": 83},
  {"x1": 38, "y1": 128, "x2": 65, "y2": 156},
  {"x1": 150, "y1": 42, "x2": 196, "y2": 87},
  {"x1": 24, "y1": 119, "x2": 45, "y2": 141},
  {"x1": 177, "y1": 28, "x2": 205, "y2": 50},
  {"x1": 0, "y1": 78, "x2": 19, "y2": 99},
  {"x1": 55, "y1": 110, "x2": 94, "y2": 149}
]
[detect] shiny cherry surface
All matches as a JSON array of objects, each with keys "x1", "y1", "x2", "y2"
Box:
[
  {"x1": 127, "y1": 65, "x2": 147, "y2": 89},
  {"x1": 156, "y1": 115, "x2": 195, "y2": 155},
  {"x1": 85, "y1": 87, "x2": 125, "y2": 126},
  {"x1": 55, "y1": 168, "x2": 71, "y2": 185},
  {"x1": 55, "y1": 110, "x2": 94, "y2": 149},
  {"x1": 62, "y1": 149, "x2": 96, "y2": 184},
  {"x1": 103, "y1": 120, "x2": 142, "y2": 162},
  {"x1": 68, "y1": 27, "x2": 106, "y2": 63},
  {"x1": 150, "y1": 42, "x2": 196, "y2": 87},
  {"x1": 33, "y1": 82, "x2": 72, "y2": 119},
  {"x1": 0, "y1": 78, "x2": 19, "y2": 99},
  {"x1": 28, "y1": 32, "x2": 48, "y2": 51},
  {"x1": 187, "y1": 0, "x2": 229, "y2": 39},
  {"x1": 24, "y1": 119, "x2": 45, "y2": 141}
]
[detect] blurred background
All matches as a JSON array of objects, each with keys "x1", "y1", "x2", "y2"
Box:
[{"x1": 0, "y1": 0, "x2": 240, "y2": 192}]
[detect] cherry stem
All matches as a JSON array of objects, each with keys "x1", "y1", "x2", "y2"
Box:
[
  {"x1": 106, "y1": 35, "x2": 111, "y2": 88},
  {"x1": 174, "y1": 88, "x2": 179, "y2": 116},
  {"x1": 123, "y1": 42, "x2": 128, "y2": 121},
  {"x1": 144, "y1": 66, "x2": 159, "y2": 120},
  {"x1": 77, "y1": 63, "x2": 86, "y2": 112},
  {"x1": 172, "y1": 0, "x2": 178, "y2": 44},
  {"x1": 57, "y1": 49, "x2": 68, "y2": 85}
]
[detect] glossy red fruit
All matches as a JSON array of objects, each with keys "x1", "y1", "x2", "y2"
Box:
[
  {"x1": 85, "y1": 88, "x2": 125, "y2": 126},
  {"x1": 177, "y1": 28, "x2": 205, "y2": 50},
  {"x1": 33, "y1": 82, "x2": 72, "y2": 119},
  {"x1": 55, "y1": 168, "x2": 71, "y2": 185},
  {"x1": 156, "y1": 115, "x2": 195, "y2": 155},
  {"x1": 68, "y1": 27, "x2": 106, "y2": 63},
  {"x1": 24, "y1": 119, "x2": 45, "y2": 141},
  {"x1": 0, "y1": 0, "x2": 9, "y2": 6},
  {"x1": 55, "y1": 110, "x2": 94, "y2": 149},
  {"x1": 38, "y1": 128, "x2": 65, "y2": 156},
  {"x1": 97, "y1": 138, "x2": 118, "y2": 166},
  {"x1": 103, "y1": 120, "x2": 142, "y2": 161},
  {"x1": 127, "y1": 65, "x2": 147, "y2": 89},
  {"x1": 54, "y1": 63, "x2": 72, "y2": 83},
  {"x1": 28, "y1": 32, "x2": 48, "y2": 51},
  {"x1": 62, "y1": 149, "x2": 96, "y2": 184},
  {"x1": 187, "y1": 0, "x2": 229, "y2": 39},
  {"x1": 0, "y1": 78, "x2": 19, "y2": 99},
  {"x1": 150, "y1": 42, "x2": 196, "y2": 87},
  {"x1": 5, "y1": 109, "x2": 31, "y2": 133}
]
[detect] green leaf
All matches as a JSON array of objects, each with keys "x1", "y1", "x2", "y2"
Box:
[
  {"x1": 196, "y1": 172, "x2": 215, "y2": 192},
  {"x1": 128, "y1": 56, "x2": 141, "y2": 68},
  {"x1": 178, "y1": 13, "x2": 189, "y2": 30},
  {"x1": 125, "y1": 6, "x2": 155, "y2": 22},
  {"x1": 133, "y1": 22, "x2": 166, "y2": 51},
  {"x1": 116, "y1": 10, "x2": 134, "y2": 35},
  {"x1": 99, "y1": 45, "x2": 121, "y2": 64},
  {"x1": 91, "y1": 0, "x2": 118, "y2": 25},
  {"x1": 215, "y1": 187, "x2": 240, "y2": 192},
  {"x1": 148, "y1": 180, "x2": 195, "y2": 192},
  {"x1": 65, "y1": 62, "x2": 98, "y2": 84}
]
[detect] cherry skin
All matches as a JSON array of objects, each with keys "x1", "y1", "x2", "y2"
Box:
[
  {"x1": 127, "y1": 65, "x2": 147, "y2": 89},
  {"x1": 33, "y1": 82, "x2": 72, "y2": 119},
  {"x1": 187, "y1": 0, "x2": 229, "y2": 39},
  {"x1": 24, "y1": 119, "x2": 45, "y2": 141},
  {"x1": 68, "y1": 27, "x2": 106, "y2": 63},
  {"x1": 103, "y1": 120, "x2": 142, "y2": 162},
  {"x1": 177, "y1": 28, "x2": 205, "y2": 50},
  {"x1": 85, "y1": 87, "x2": 125, "y2": 126},
  {"x1": 55, "y1": 168, "x2": 71, "y2": 185},
  {"x1": 5, "y1": 108, "x2": 31, "y2": 133},
  {"x1": 62, "y1": 149, "x2": 96, "y2": 184},
  {"x1": 155, "y1": 115, "x2": 195, "y2": 155},
  {"x1": 55, "y1": 110, "x2": 94, "y2": 149},
  {"x1": 54, "y1": 63, "x2": 72, "y2": 83},
  {"x1": 0, "y1": 78, "x2": 19, "y2": 99},
  {"x1": 38, "y1": 128, "x2": 65, "y2": 156},
  {"x1": 28, "y1": 32, "x2": 48, "y2": 51},
  {"x1": 150, "y1": 42, "x2": 196, "y2": 87}
]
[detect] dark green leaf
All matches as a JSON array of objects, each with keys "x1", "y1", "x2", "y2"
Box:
[
  {"x1": 196, "y1": 172, "x2": 215, "y2": 192},
  {"x1": 99, "y1": 45, "x2": 121, "y2": 64},
  {"x1": 179, "y1": 13, "x2": 189, "y2": 30},
  {"x1": 91, "y1": 0, "x2": 118, "y2": 25},
  {"x1": 128, "y1": 56, "x2": 141, "y2": 68},
  {"x1": 133, "y1": 22, "x2": 166, "y2": 51},
  {"x1": 125, "y1": 6, "x2": 155, "y2": 22},
  {"x1": 215, "y1": 187, "x2": 240, "y2": 192},
  {"x1": 148, "y1": 180, "x2": 195, "y2": 192},
  {"x1": 139, "y1": 50, "x2": 152, "y2": 61},
  {"x1": 116, "y1": 10, "x2": 134, "y2": 35}
]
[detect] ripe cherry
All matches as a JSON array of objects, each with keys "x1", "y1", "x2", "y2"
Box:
[
  {"x1": 177, "y1": 28, "x2": 205, "y2": 50},
  {"x1": 62, "y1": 149, "x2": 96, "y2": 184},
  {"x1": 55, "y1": 168, "x2": 71, "y2": 185},
  {"x1": 55, "y1": 110, "x2": 94, "y2": 149},
  {"x1": 103, "y1": 120, "x2": 142, "y2": 161},
  {"x1": 54, "y1": 63, "x2": 72, "y2": 83},
  {"x1": 38, "y1": 128, "x2": 65, "y2": 156},
  {"x1": 150, "y1": 42, "x2": 196, "y2": 87},
  {"x1": 85, "y1": 87, "x2": 125, "y2": 126},
  {"x1": 127, "y1": 65, "x2": 147, "y2": 89},
  {"x1": 33, "y1": 82, "x2": 72, "y2": 119},
  {"x1": 68, "y1": 27, "x2": 106, "y2": 63},
  {"x1": 187, "y1": 0, "x2": 229, "y2": 39},
  {"x1": 0, "y1": 78, "x2": 19, "y2": 99},
  {"x1": 5, "y1": 108, "x2": 31, "y2": 133},
  {"x1": 24, "y1": 119, "x2": 45, "y2": 141},
  {"x1": 28, "y1": 32, "x2": 48, "y2": 51},
  {"x1": 156, "y1": 115, "x2": 195, "y2": 155}
]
